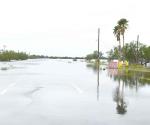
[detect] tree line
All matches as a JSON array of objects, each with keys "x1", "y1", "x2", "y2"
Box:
[
  {"x1": 111, "y1": 18, "x2": 150, "y2": 65},
  {"x1": 85, "y1": 51, "x2": 105, "y2": 60},
  {"x1": 0, "y1": 50, "x2": 28, "y2": 61},
  {"x1": 107, "y1": 41, "x2": 150, "y2": 65},
  {"x1": 0, "y1": 50, "x2": 85, "y2": 61}
]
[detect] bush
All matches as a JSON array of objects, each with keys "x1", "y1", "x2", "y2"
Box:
[{"x1": 0, "y1": 51, "x2": 28, "y2": 61}]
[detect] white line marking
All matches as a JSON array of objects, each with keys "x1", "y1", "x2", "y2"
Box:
[
  {"x1": 0, "y1": 83, "x2": 17, "y2": 95},
  {"x1": 71, "y1": 84, "x2": 83, "y2": 94}
]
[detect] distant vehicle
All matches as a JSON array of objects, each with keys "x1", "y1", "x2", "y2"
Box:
[
  {"x1": 0, "y1": 63, "x2": 10, "y2": 70},
  {"x1": 68, "y1": 61, "x2": 72, "y2": 63},
  {"x1": 73, "y1": 58, "x2": 77, "y2": 61},
  {"x1": 1, "y1": 67, "x2": 8, "y2": 70},
  {"x1": 146, "y1": 63, "x2": 150, "y2": 68}
]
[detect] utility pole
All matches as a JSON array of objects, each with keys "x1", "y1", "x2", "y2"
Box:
[
  {"x1": 97, "y1": 28, "x2": 100, "y2": 101},
  {"x1": 3, "y1": 45, "x2": 6, "y2": 52},
  {"x1": 98, "y1": 28, "x2": 100, "y2": 61},
  {"x1": 137, "y1": 35, "x2": 139, "y2": 64}
]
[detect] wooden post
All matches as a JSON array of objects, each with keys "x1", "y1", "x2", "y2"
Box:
[
  {"x1": 97, "y1": 28, "x2": 100, "y2": 101},
  {"x1": 137, "y1": 35, "x2": 139, "y2": 64},
  {"x1": 98, "y1": 28, "x2": 100, "y2": 61}
]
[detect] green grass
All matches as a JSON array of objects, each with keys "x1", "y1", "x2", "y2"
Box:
[
  {"x1": 139, "y1": 77, "x2": 150, "y2": 83},
  {"x1": 128, "y1": 64, "x2": 150, "y2": 73}
]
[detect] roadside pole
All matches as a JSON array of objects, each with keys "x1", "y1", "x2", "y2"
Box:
[
  {"x1": 97, "y1": 28, "x2": 100, "y2": 101},
  {"x1": 137, "y1": 35, "x2": 139, "y2": 64}
]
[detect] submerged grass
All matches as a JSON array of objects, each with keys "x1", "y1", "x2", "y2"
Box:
[
  {"x1": 128, "y1": 66, "x2": 150, "y2": 73},
  {"x1": 124, "y1": 64, "x2": 150, "y2": 73},
  {"x1": 139, "y1": 77, "x2": 150, "y2": 82}
]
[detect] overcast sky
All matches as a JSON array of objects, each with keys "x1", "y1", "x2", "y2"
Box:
[{"x1": 0, "y1": 0, "x2": 149, "y2": 57}]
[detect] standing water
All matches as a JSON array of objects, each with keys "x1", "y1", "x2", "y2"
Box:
[{"x1": 0, "y1": 59, "x2": 150, "y2": 125}]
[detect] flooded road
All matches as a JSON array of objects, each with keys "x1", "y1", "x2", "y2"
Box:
[{"x1": 0, "y1": 59, "x2": 150, "y2": 125}]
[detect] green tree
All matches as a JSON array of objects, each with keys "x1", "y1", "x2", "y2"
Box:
[
  {"x1": 142, "y1": 46, "x2": 150, "y2": 65},
  {"x1": 107, "y1": 47, "x2": 119, "y2": 60},
  {"x1": 113, "y1": 25, "x2": 121, "y2": 59},
  {"x1": 117, "y1": 18, "x2": 128, "y2": 48},
  {"x1": 123, "y1": 42, "x2": 149, "y2": 64},
  {"x1": 86, "y1": 51, "x2": 103, "y2": 60},
  {"x1": 124, "y1": 42, "x2": 137, "y2": 63},
  {"x1": 108, "y1": 41, "x2": 150, "y2": 65},
  {"x1": 0, "y1": 50, "x2": 28, "y2": 61}
]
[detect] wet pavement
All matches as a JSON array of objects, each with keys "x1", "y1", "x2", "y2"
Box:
[{"x1": 0, "y1": 59, "x2": 150, "y2": 125}]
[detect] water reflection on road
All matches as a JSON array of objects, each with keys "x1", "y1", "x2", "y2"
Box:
[
  {"x1": 87, "y1": 62, "x2": 150, "y2": 118},
  {"x1": 0, "y1": 59, "x2": 150, "y2": 125},
  {"x1": 108, "y1": 68, "x2": 150, "y2": 115}
]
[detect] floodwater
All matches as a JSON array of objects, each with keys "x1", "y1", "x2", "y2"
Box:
[{"x1": 0, "y1": 59, "x2": 150, "y2": 125}]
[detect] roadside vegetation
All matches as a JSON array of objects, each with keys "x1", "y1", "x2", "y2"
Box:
[
  {"x1": 109, "y1": 18, "x2": 150, "y2": 81},
  {"x1": 85, "y1": 18, "x2": 150, "y2": 82},
  {"x1": 0, "y1": 50, "x2": 85, "y2": 61},
  {"x1": 111, "y1": 18, "x2": 150, "y2": 65},
  {"x1": 0, "y1": 50, "x2": 28, "y2": 61},
  {"x1": 107, "y1": 41, "x2": 150, "y2": 65},
  {"x1": 85, "y1": 51, "x2": 103, "y2": 60}
]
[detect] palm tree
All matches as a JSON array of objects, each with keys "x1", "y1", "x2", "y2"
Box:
[
  {"x1": 117, "y1": 18, "x2": 128, "y2": 48},
  {"x1": 113, "y1": 25, "x2": 121, "y2": 59}
]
